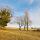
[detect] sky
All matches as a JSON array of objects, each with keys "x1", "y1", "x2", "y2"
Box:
[{"x1": 0, "y1": 0, "x2": 40, "y2": 28}]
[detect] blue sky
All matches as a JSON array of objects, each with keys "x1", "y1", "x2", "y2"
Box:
[{"x1": 0, "y1": 0, "x2": 40, "y2": 28}]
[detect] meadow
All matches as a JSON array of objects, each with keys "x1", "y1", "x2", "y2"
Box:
[{"x1": 0, "y1": 29, "x2": 40, "y2": 40}]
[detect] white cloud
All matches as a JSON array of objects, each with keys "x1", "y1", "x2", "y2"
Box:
[
  {"x1": 7, "y1": 23, "x2": 19, "y2": 28},
  {"x1": 30, "y1": 7, "x2": 40, "y2": 28}
]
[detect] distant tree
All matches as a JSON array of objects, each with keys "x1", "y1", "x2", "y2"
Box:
[
  {"x1": 0, "y1": 8, "x2": 12, "y2": 28},
  {"x1": 24, "y1": 10, "x2": 31, "y2": 31},
  {"x1": 15, "y1": 16, "x2": 23, "y2": 30}
]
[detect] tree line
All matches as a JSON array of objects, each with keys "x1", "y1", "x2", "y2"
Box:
[
  {"x1": 0, "y1": 7, "x2": 31, "y2": 31},
  {"x1": 15, "y1": 10, "x2": 31, "y2": 31}
]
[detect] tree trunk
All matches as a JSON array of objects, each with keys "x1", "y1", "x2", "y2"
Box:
[
  {"x1": 27, "y1": 22, "x2": 28, "y2": 31},
  {"x1": 19, "y1": 26, "x2": 21, "y2": 30},
  {"x1": 27, "y1": 17, "x2": 28, "y2": 31},
  {"x1": 24, "y1": 25, "x2": 25, "y2": 30},
  {"x1": 19, "y1": 24, "x2": 21, "y2": 30}
]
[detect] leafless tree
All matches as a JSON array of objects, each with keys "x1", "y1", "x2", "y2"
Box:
[
  {"x1": 15, "y1": 16, "x2": 23, "y2": 30},
  {"x1": 23, "y1": 10, "x2": 31, "y2": 31}
]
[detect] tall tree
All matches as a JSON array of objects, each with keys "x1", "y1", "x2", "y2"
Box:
[
  {"x1": 0, "y1": 8, "x2": 12, "y2": 28},
  {"x1": 24, "y1": 10, "x2": 31, "y2": 31}
]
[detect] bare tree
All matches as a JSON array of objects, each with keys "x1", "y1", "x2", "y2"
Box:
[
  {"x1": 14, "y1": 9, "x2": 31, "y2": 31},
  {"x1": 24, "y1": 10, "x2": 31, "y2": 31},
  {"x1": 15, "y1": 16, "x2": 23, "y2": 30}
]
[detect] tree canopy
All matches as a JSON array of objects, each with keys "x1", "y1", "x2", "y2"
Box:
[{"x1": 0, "y1": 8, "x2": 12, "y2": 27}]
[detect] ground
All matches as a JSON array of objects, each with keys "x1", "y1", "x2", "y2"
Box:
[{"x1": 0, "y1": 29, "x2": 40, "y2": 40}]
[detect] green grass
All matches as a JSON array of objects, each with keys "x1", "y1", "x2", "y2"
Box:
[{"x1": 0, "y1": 29, "x2": 40, "y2": 40}]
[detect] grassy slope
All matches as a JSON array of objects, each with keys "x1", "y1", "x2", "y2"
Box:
[{"x1": 0, "y1": 29, "x2": 40, "y2": 40}]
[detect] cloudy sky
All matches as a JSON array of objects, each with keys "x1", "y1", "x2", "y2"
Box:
[{"x1": 0, "y1": 0, "x2": 40, "y2": 28}]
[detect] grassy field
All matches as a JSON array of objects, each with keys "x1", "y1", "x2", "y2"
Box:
[{"x1": 0, "y1": 29, "x2": 40, "y2": 40}]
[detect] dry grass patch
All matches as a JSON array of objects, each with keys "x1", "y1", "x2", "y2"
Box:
[{"x1": 0, "y1": 29, "x2": 40, "y2": 40}]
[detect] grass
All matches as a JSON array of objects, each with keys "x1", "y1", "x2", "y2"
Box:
[{"x1": 0, "y1": 29, "x2": 40, "y2": 40}]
